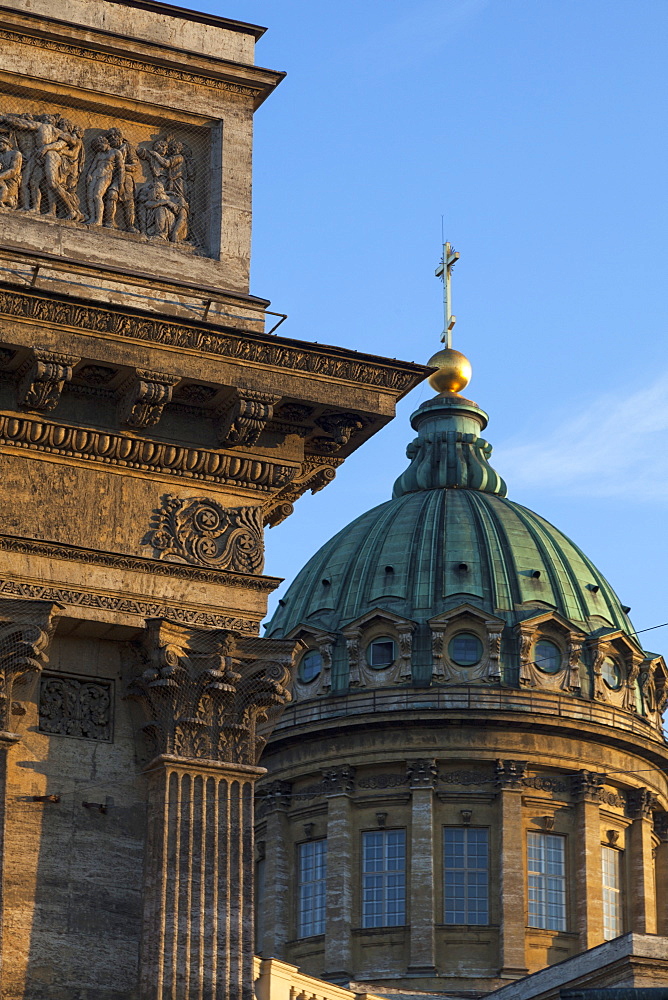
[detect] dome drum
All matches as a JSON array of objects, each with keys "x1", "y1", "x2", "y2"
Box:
[{"x1": 261, "y1": 371, "x2": 668, "y2": 992}]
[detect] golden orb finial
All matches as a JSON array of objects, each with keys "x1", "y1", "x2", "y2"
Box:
[{"x1": 426, "y1": 347, "x2": 472, "y2": 394}]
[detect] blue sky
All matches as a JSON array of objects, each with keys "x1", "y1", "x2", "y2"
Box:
[{"x1": 203, "y1": 0, "x2": 668, "y2": 652}]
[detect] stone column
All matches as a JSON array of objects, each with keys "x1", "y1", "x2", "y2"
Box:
[
  {"x1": 496, "y1": 760, "x2": 528, "y2": 979},
  {"x1": 626, "y1": 788, "x2": 657, "y2": 934},
  {"x1": 654, "y1": 812, "x2": 668, "y2": 936},
  {"x1": 571, "y1": 770, "x2": 604, "y2": 950},
  {"x1": 257, "y1": 780, "x2": 292, "y2": 957},
  {"x1": 129, "y1": 619, "x2": 296, "y2": 1000},
  {"x1": 0, "y1": 598, "x2": 61, "y2": 995},
  {"x1": 323, "y1": 765, "x2": 355, "y2": 983},
  {"x1": 406, "y1": 759, "x2": 437, "y2": 974}
]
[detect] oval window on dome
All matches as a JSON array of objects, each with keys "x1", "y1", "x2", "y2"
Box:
[
  {"x1": 449, "y1": 632, "x2": 483, "y2": 666},
  {"x1": 367, "y1": 637, "x2": 396, "y2": 669},
  {"x1": 533, "y1": 639, "x2": 562, "y2": 674},
  {"x1": 601, "y1": 657, "x2": 622, "y2": 690},
  {"x1": 299, "y1": 650, "x2": 323, "y2": 683}
]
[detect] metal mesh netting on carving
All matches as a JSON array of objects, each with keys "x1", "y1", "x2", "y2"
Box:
[
  {"x1": 0, "y1": 88, "x2": 212, "y2": 255},
  {"x1": 0, "y1": 599, "x2": 61, "y2": 734},
  {"x1": 128, "y1": 625, "x2": 298, "y2": 769}
]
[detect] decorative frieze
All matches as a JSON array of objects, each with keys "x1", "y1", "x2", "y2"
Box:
[
  {"x1": 0, "y1": 578, "x2": 258, "y2": 633},
  {"x1": 357, "y1": 773, "x2": 409, "y2": 790},
  {"x1": 16, "y1": 348, "x2": 79, "y2": 412},
  {"x1": 129, "y1": 620, "x2": 295, "y2": 766},
  {"x1": 117, "y1": 369, "x2": 181, "y2": 428},
  {"x1": 0, "y1": 598, "x2": 61, "y2": 731},
  {"x1": 0, "y1": 110, "x2": 197, "y2": 245},
  {"x1": 0, "y1": 534, "x2": 278, "y2": 591},
  {"x1": 0, "y1": 27, "x2": 261, "y2": 99},
  {"x1": 217, "y1": 390, "x2": 282, "y2": 447},
  {"x1": 144, "y1": 495, "x2": 264, "y2": 573},
  {"x1": 0, "y1": 288, "x2": 423, "y2": 392},
  {"x1": 440, "y1": 769, "x2": 495, "y2": 786},
  {"x1": 0, "y1": 411, "x2": 298, "y2": 492},
  {"x1": 39, "y1": 672, "x2": 113, "y2": 742}
]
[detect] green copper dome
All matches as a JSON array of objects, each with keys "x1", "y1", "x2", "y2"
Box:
[{"x1": 267, "y1": 387, "x2": 634, "y2": 648}]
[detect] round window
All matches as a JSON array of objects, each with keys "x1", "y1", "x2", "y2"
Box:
[
  {"x1": 449, "y1": 632, "x2": 483, "y2": 666},
  {"x1": 601, "y1": 657, "x2": 622, "y2": 690},
  {"x1": 299, "y1": 650, "x2": 323, "y2": 683},
  {"x1": 367, "y1": 637, "x2": 396, "y2": 669},
  {"x1": 534, "y1": 639, "x2": 562, "y2": 674}
]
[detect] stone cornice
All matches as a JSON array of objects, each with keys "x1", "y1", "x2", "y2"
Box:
[
  {"x1": 0, "y1": 534, "x2": 281, "y2": 593},
  {"x1": 0, "y1": 18, "x2": 281, "y2": 102},
  {"x1": 0, "y1": 410, "x2": 298, "y2": 492},
  {"x1": 0, "y1": 578, "x2": 260, "y2": 634},
  {"x1": 0, "y1": 287, "x2": 428, "y2": 394}
]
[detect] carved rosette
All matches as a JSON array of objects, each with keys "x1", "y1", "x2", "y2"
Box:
[
  {"x1": 145, "y1": 495, "x2": 264, "y2": 573},
  {"x1": 16, "y1": 348, "x2": 79, "y2": 412},
  {"x1": 406, "y1": 758, "x2": 438, "y2": 789},
  {"x1": 0, "y1": 598, "x2": 62, "y2": 732},
  {"x1": 117, "y1": 369, "x2": 181, "y2": 428},
  {"x1": 217, "y1": 390, "x2": 282, "y2": 447},
  {"x1": 128, "y1": 620, "x2": 296, "y2": 767}
]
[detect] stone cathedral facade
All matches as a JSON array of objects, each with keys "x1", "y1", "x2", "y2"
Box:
[{"x1": 0, "y1": 3, "x2": 429, "y2": 999}]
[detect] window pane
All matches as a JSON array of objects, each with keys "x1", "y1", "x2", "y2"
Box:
[
  {"x1": 527, "y1": 832, "x2": 566, "y2": 930},
  {"x1": 362, "y1": 829, "x2": 406, "y2": 928},
  {"x1": 602, "y1": 846, "x2": 623, "y2": 940},
  {"x1": 444, "y1": 827, "x2": 489, "y2": 925},
  {"x1": 298, "y1": 840, "x2": 327, "y2": 938}
]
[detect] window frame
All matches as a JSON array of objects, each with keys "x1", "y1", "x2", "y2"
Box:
[
  {"x1": 443, "y1": 825, "x2": 490, "y2": 925},
  {"x1": 361, "y1": 828, "x2": 407, "y2": 928},
  {"x1": 366, "y1": 636, "x2": 397, "y2": 670},
  {"x1": 527, "y1": 831, "x2": 567, "y2": 931},
  {"x1": 296, "y1": 838, "x2": 328, "y2": 939}
]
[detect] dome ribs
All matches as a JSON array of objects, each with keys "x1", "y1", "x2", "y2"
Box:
[{"x1": 464, "y1": 490, "x2": 517, "y2": 614}]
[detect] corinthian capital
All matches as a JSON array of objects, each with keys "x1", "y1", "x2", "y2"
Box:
[
  {"x1": 128, "y1": 620, "x2": 297, "y2": 766},
  {"x1": 0, "y1": 598, "x2": 62, "y2": 732}
]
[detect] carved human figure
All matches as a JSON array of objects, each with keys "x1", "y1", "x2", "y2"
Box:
[
  {"x1": 104, "y1": 127, "x2": 139, "y2": 232},
  {"x1": 166, "y1": 138, "x2": 194, "y2": 199},
  {"x1": 57, "y1": 119, "x2": 85, "y2": 201},
  {"x1": 137, "y1": 137, "x2": 170, "y2": 181},
  {"x1": 84, "y1": 135, "x2": 125, "y2": 227},
  {"x1": 0, "y1": 112, "x2": 82, "y2": 219},
  {"x1": 0, "y1": 136, "x2": 22, "y2": 209},
  {"x1": 142, "y1": 179, "x2": 188, "y2": 242}
]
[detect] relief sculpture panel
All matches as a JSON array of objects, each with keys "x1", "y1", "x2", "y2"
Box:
[{"x1": 0, "y1": 96, "x2": 205, "y2": 251}]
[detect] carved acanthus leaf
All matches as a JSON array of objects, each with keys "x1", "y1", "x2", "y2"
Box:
[
  {"x1": 495, "y1": 759, "x2": 528, "y2": 789},
  {"x1": 0, "y1": 599, "x2": 62, "y2": 731},
  {"x1": 145, "y1": 495, "x2": 265, "y2": 573},
  {"x1": 406, "y1": 758, "x2": 438, "y2": 789},
  {"x1": 16, "y1": 349, "x2": 80, "y2": 412},
  {"x1": 263, "y1": 457, "x2": 343, "y2": 528},
  {"x1": 571, "y1": 769, "x2": 605, "y2": 802},
  {"x1": 217, "y1": 390, "x2": 282, "y2": 447},
  {"x1": 128, "y1": 620, "x2": 296, "y2": 766},
  {"x1": 117, "y1": 369, "x2": 181, "y2": 428}
]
